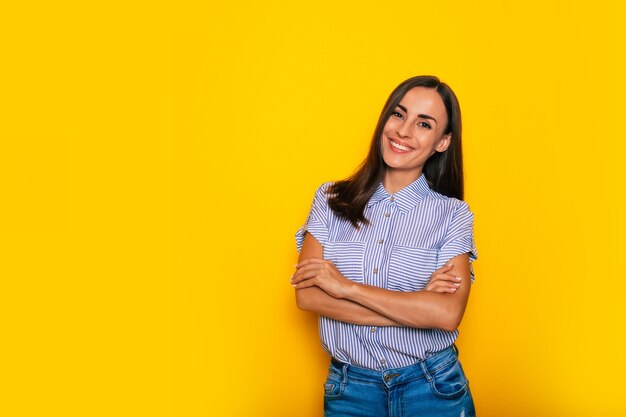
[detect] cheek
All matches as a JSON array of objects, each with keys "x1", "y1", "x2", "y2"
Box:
[{"x1": 382, "y1": 118, "x2": 398, "y2": 132}]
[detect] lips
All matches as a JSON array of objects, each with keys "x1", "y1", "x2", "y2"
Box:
[{"x1": 388, "y1": 137, "x2": 415, "y2": 153}]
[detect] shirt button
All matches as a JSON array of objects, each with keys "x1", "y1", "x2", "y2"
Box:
[
  {"x1": 373, "y1": 268, "x2": 378, "y2": 274},
  {"x1": 390, "y1": 196, "x2": 395, "y2": 202},
  {"x1": 378, "y1": 239, "x2": 384, "y2": 244},
  {"x1": 371, "y1": 327, "x2": 377, "y2": 333},
  {"x1": 381, "y1": 358, "x2": 386, "y2": 365},
  {"x1": 384, "y1": 212, "x2": 390, "y2": 217}
]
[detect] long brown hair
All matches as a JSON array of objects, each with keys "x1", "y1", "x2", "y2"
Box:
[{"x1": 327, "y1": 75, "x2": 464, "y2": 228}]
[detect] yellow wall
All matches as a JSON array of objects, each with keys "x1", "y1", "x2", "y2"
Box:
[{"x1": 2, "y1": 1, "x2": 625, "y2": 416}]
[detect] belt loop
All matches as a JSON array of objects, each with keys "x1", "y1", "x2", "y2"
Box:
[
  {"x1": 419, "y1": 360, "x2": 432, "y2": 382},
  {"x1": 452, "y1": 343, "x2": 459, "y2": 356},
  {"x1": 341, "y1": 362, "x2": 349, "y2": 384}
]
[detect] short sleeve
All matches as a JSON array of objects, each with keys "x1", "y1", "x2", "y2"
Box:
[
  {"x1": 437, "y1": 201, "x2": 478, "y2": 282},
  {"x1": 295, "y1": 183, "x2": 332, "y2": 253}
]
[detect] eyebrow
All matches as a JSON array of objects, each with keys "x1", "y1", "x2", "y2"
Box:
[{"x1": 396, "y1": 104, "x2": 438, "y2": 124}]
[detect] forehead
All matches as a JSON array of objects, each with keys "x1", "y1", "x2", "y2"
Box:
[{"x1": 398, "y1": 87, "x2": 447, "y2": 119}]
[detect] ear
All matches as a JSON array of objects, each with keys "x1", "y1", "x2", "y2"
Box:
[{"x1": 435, "y1": 133, "x2": 451, "y2": 153}]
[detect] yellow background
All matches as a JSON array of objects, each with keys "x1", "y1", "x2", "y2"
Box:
[{"x1": 1, "y1": 1, "x2": 625, "y2": 416}]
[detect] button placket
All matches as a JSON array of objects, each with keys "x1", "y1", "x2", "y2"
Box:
[{"x1": 377, "y1": 200, "x2": 396, "y2": 295}]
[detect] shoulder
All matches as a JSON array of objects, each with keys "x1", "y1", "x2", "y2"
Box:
[
  {"x1": 315, "y1": 181, "x2": 334, "y2": 194},
  {"x1": 423, "y1": 189, "x2": 473, "y2": 215},
  {"x1": 420, "y1": 190, "x2": 475, "y2": 229},
  {"x1": 307, "y1": 181, "x2": 336, "y2": 212},
  {"x1": 311, "y1": 181, "x2": 335, "y2": 201}
]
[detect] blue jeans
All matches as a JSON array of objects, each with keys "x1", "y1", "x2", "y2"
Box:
[{"x1": 324, "y1": 346, "x2": 476, "y2": 417}]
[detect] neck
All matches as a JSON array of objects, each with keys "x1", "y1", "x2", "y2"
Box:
[{"x1": 382, "y1": 168, "x2": 422, "y2": 194}]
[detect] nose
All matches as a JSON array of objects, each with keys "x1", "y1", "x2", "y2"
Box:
[{"x1": 396, "y1": 119, "x2": 411, "y2": 138}]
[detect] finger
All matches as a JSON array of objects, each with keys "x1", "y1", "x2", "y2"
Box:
[
  {"x1": 425, "y1": 286, "x2": 458, "y2": 294},
  {"x1": 293, "y1": 276, "x2": 318, "y2": 290},
  {"x1": 425, "y1": 279, "x2": 461, "y2": 291},
  {"x1": 291, "y1": 267, "x2": 322, "y2": 284},
  {"x1": 294, "y1": 261, "x2": 329, "y2": 275},
  {"x1": 294, "y1": 261, "x2": 336, "y2": 279},
  {"x1": 295, "y1": 257, "x2": 329, "y2": 268},
  {"x1": 429, "y1": 273, "x2": 462, "y2": 283},
  {"x1": 291, "y1": 261, "x2": 336, "y2": 282},
  {"x1": 424, "y1": 281, "x2": 461, "y2": 293}
]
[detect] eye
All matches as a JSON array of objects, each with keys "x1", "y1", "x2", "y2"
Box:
[
  {"x1": 391, "y1": 111, "x2": 404, "y2": 119},
  {"x1": 417, "y1": 121, "x2": 432, "y2": 129}
]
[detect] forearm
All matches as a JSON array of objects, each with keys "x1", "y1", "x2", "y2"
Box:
[
  {"x1": 294, "y1": 232, "x2": 400, "y2": 326},
  {"x1": 293, "y1": 232, "x2": 465, "y2": 329},
  {"x1": 296, "y1": 286, "x2": 402, "y2": 326},
  {"x1": 345, "y1": 284, "x2": 466, "y2": 331},
  {"x1": 339, "y1": 253, "x2": 472, "y2": 331}
]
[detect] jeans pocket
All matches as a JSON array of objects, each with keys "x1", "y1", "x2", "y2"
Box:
[
  {"x1": 323, "y1": 366, "x2": 345, "y2": 399},
  {"x1": 387, "y1": 246, "x2": 438, "y2": 291},
  {"x1": 429, "y1": 359, "x2": 469, "y2": 400}
]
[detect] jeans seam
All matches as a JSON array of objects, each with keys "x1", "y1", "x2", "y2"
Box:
[
  {"x1": 427, "y1": 359, "x2": 469, "y2": 400},
  {"x1": 428, "y1": 357, "x2": 458, "y2": 375},
  {"x1": 428, "y1": 379, "x2": 469, "y2": 400}
]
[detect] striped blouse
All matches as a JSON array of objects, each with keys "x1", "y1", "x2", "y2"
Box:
[{"x1": 295, "y1": 174, "x2": 478, "y2": 370}]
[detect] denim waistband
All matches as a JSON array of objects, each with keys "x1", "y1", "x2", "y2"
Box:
[{"x1": 330, "y1": 345, "x2": 459, "y2": 387}]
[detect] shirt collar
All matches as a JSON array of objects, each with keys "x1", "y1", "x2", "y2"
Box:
[{"x1": 367, "y1": 174, "x2": 432, "y2": 213}]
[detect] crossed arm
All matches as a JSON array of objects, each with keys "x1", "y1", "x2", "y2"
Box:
[{"x1": 291, "y1": 233, "x2": 472, "y2": 332}]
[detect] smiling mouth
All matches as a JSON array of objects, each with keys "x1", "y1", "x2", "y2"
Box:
[{"x1": 389, "y1": 138, "x2": 415, "y2": 152}]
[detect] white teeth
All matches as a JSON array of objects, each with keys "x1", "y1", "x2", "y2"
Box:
[{"x1": 390, "y1": 139, "x2": 413, "y2": 152}]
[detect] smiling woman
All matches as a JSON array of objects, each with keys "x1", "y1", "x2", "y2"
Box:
[
  {"x1": 291, "y1": 76, "x2": 477, "y2": 417},
  {"x1": 381, "y1": 87, "x2": 452, "y2": 189}
]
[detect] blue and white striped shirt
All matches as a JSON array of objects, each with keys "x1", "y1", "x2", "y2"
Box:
[{"x1": 296, "y1": 174, "x2": 478, "y2": 370}]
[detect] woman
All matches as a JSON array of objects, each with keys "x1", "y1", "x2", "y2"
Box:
[{"x1": 291, "y1": 75, "x2": 478, "y2": 416}]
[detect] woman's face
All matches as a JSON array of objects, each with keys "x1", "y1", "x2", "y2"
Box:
[{"x1": 381, "y1": 86, "x2": 451, "y2": 176}]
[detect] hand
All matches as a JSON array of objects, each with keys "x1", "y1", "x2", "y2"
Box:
[
  {"x1": 424, "y1": 263, "x2": 462, "y2": 293},
  {"x1": 291, "y1": 257, "x2": 355, "y2": 299}
]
